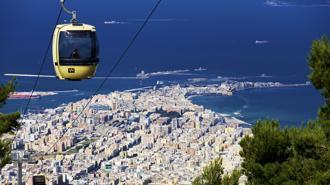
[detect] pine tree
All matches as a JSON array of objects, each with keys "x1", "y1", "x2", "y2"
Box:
[
  {"x1": 0, "y1": 79, "x2": 20, "y2": 168},
  {"x1": 193, "y1": 158, "x2": 224, "y2": 185},
  {"x1": 308, "y1": 35, "x2": 330, "y2": 120},
  {"x1": 193, "y1": 158, "x2": 242, "y2": 185},
  {"x1": 239, "y1": 36, "x2": 330, "y2": 185},
  {"x1": 222, "y1": 169, "x2": 241, "y2": 185},
  {"x1": 239, "y1": 120, "x2": 329, "y2": 185}
]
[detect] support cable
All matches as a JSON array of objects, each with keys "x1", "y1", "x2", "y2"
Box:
[
  {"x1": 10, "y1": 5, "x2": 64, "y2": 148},
  {"x1": 25, "y1": 0, "x2": 163, "y2": 181}
]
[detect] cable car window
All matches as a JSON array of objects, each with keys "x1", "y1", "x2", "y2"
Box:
[
  {"x1": 58, "y1": 31, "x2": 99, "y2": 65},
  {"x1": 59, "y1": 31, "x2": 95, "y2": 59}
]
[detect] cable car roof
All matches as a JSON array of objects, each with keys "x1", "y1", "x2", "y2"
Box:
[{"x1": 56, "y1": 23, "x2": 96, "y2": 32}]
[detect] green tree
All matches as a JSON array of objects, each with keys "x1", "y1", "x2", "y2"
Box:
[
  {"x1": 193, "y1": 158, "x2": 242, "y2": 185},
  {"x1": 0, "y1": 112, "x2": 20, "y2": 135},
  {"x1": 0, "y1": 79, "x2": 15, "y2": 106},
  {"x1": 193, "y1": 158, "x2": 224, "y2": 185},
  {"x1": 0, "y1": 140, "x2": 12, "y2": 168},
  {"x1": 308, "y1": 35, "x2": 330, "y2": 120},
  {"x1": 222, "y1": 169, "x2": 241, "y2": 185},
  {"x1": 239, "y1": 120, "x2": 329, "y2": 185},
  {"x1": 0, "y1": 79, "x2": 20, "y2": 168},
  {"x1": 308, "y1": 36, "x2": 330, "y2": 184}
]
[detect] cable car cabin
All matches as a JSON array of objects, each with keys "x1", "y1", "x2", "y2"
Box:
[{"x1": 52, "y1": 23, "x2": 99, "y2": 80}]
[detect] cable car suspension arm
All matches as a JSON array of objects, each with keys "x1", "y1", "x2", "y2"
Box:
[{"x1": 60, "y1": 0, "x2": 78, "y2": 23}]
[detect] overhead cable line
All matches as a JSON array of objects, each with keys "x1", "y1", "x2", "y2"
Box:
[
  {"x1": 35, "y1": 0, "x2": 163, "y2": 174},
  {"x1": 10, "y1": 5, "x2": 64, "y2": 146},
  {"x1": 11, "y1": 3, "x2": 64, "y2": 184}
]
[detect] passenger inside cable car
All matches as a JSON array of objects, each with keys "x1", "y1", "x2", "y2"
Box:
[
  {"x1": 59, "y1": 31, "x2": 98, "y2": 65},
  {"x1": 71, "y1": 49, "x2": 80, "y2": 59}
]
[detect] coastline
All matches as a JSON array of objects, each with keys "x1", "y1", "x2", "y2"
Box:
[
  {"x1": 3, "y1": 83, "x2": 253, "y2": 184},
  {"x1": 189, "y1": 84, "x2": 321, "y2": 126},
  {"x1": 2, "y1": 80, "x2": 323, "y2": 184}
]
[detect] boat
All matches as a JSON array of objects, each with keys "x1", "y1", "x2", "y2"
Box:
[
  {"x1": 136, "y1": 70, "x2": 149, "y2": 79},
  {"x1": 194, "y1": 67, "x2": 207, "y2": 71},
  {"x1": 255, "y1": 40, "x2": 270, "y2": 44},
  {"x1": 9, "y1": 92, "x2": 41, "y2": 99}
]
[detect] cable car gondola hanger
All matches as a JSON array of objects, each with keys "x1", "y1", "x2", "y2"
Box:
[{"x1": 53, "y1": 0, "x2": 99, "y2": 80}]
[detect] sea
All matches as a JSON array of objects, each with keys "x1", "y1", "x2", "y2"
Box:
[{"x1": 0, "y1": 0, "x2": 329, "y2": 126}]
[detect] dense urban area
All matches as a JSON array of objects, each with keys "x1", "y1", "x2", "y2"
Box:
[{"x1": 0, "y1": 81, "x2": 309, "y2": 184}]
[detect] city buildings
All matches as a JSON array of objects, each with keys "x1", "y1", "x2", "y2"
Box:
[{"x1": 1, "y1": 83, "x2": 255, "y2": 184}]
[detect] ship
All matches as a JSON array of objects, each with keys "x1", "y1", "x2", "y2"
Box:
[
  {"x1": 136, "y1": 70, "x2": 149, "y2": 79},
  {"x1": 9, "y1": 92, "x2": 41, "y2": 99},
  {"x1": 255, "y1": 40, "x2": 270, "y2": 44},
  {"x1": 194, "y1": 67, "x2": 207, "y2": 71}
]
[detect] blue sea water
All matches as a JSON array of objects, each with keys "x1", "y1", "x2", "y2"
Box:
[
  {"x1": 191, "y1": 86, "x2": 324, "y2": 126},
  {"x1": 0, "y1": 0, "x2": 329, "y2": 125}
]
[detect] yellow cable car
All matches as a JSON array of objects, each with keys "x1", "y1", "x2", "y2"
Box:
[{"x1": 53, "y1": 0, "x2": 99, "y2": 80}]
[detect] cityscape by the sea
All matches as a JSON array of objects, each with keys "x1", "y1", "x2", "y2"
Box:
[
  {"x1": 0, "y1": 70, "x2": 324, "y2": 126},
  {"x1": 1, "y1": 74, "x2": 324, "y2": 184},
  {"x1": 1, "y1": 0, "x2": 328, "y2": 126},
  {"x1": 1, "y1": 0, "x2": 329, "y2": 184}
]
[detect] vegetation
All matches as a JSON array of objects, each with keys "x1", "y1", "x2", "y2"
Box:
[
  {"x1": 193, "y1": 36, "x2": 330, "y2": 185},
  {"x1": 192, "y1": 158, "x2": 224, "y2": 185},
  {"x1": 308, "y1": 36, "x2": 330, "y2": 120},
  {"x1": 239, "y1": 36, "x2": 330, "y2": 184},
  {"x1": 0, "y1": 140, "x2": 12, "y2": 168},
  {"x1": 0, "y1": 79, "x2": 15, "y2": 107},
  {"x1": 0, "y1": 79, "x2": 20, "y2": 168},
  {"x1": 240, "y1": 120, "x2": 329, "y2": 185},
  {"x1": 0, "y1": 113, "x2": 20, "y2": 135},
  {"x1": 222, "y1": 169, "x2": 241, "y2": 185},
  {"x1": 193, "y1": 158, "x2": 242, "y2": 185}
]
